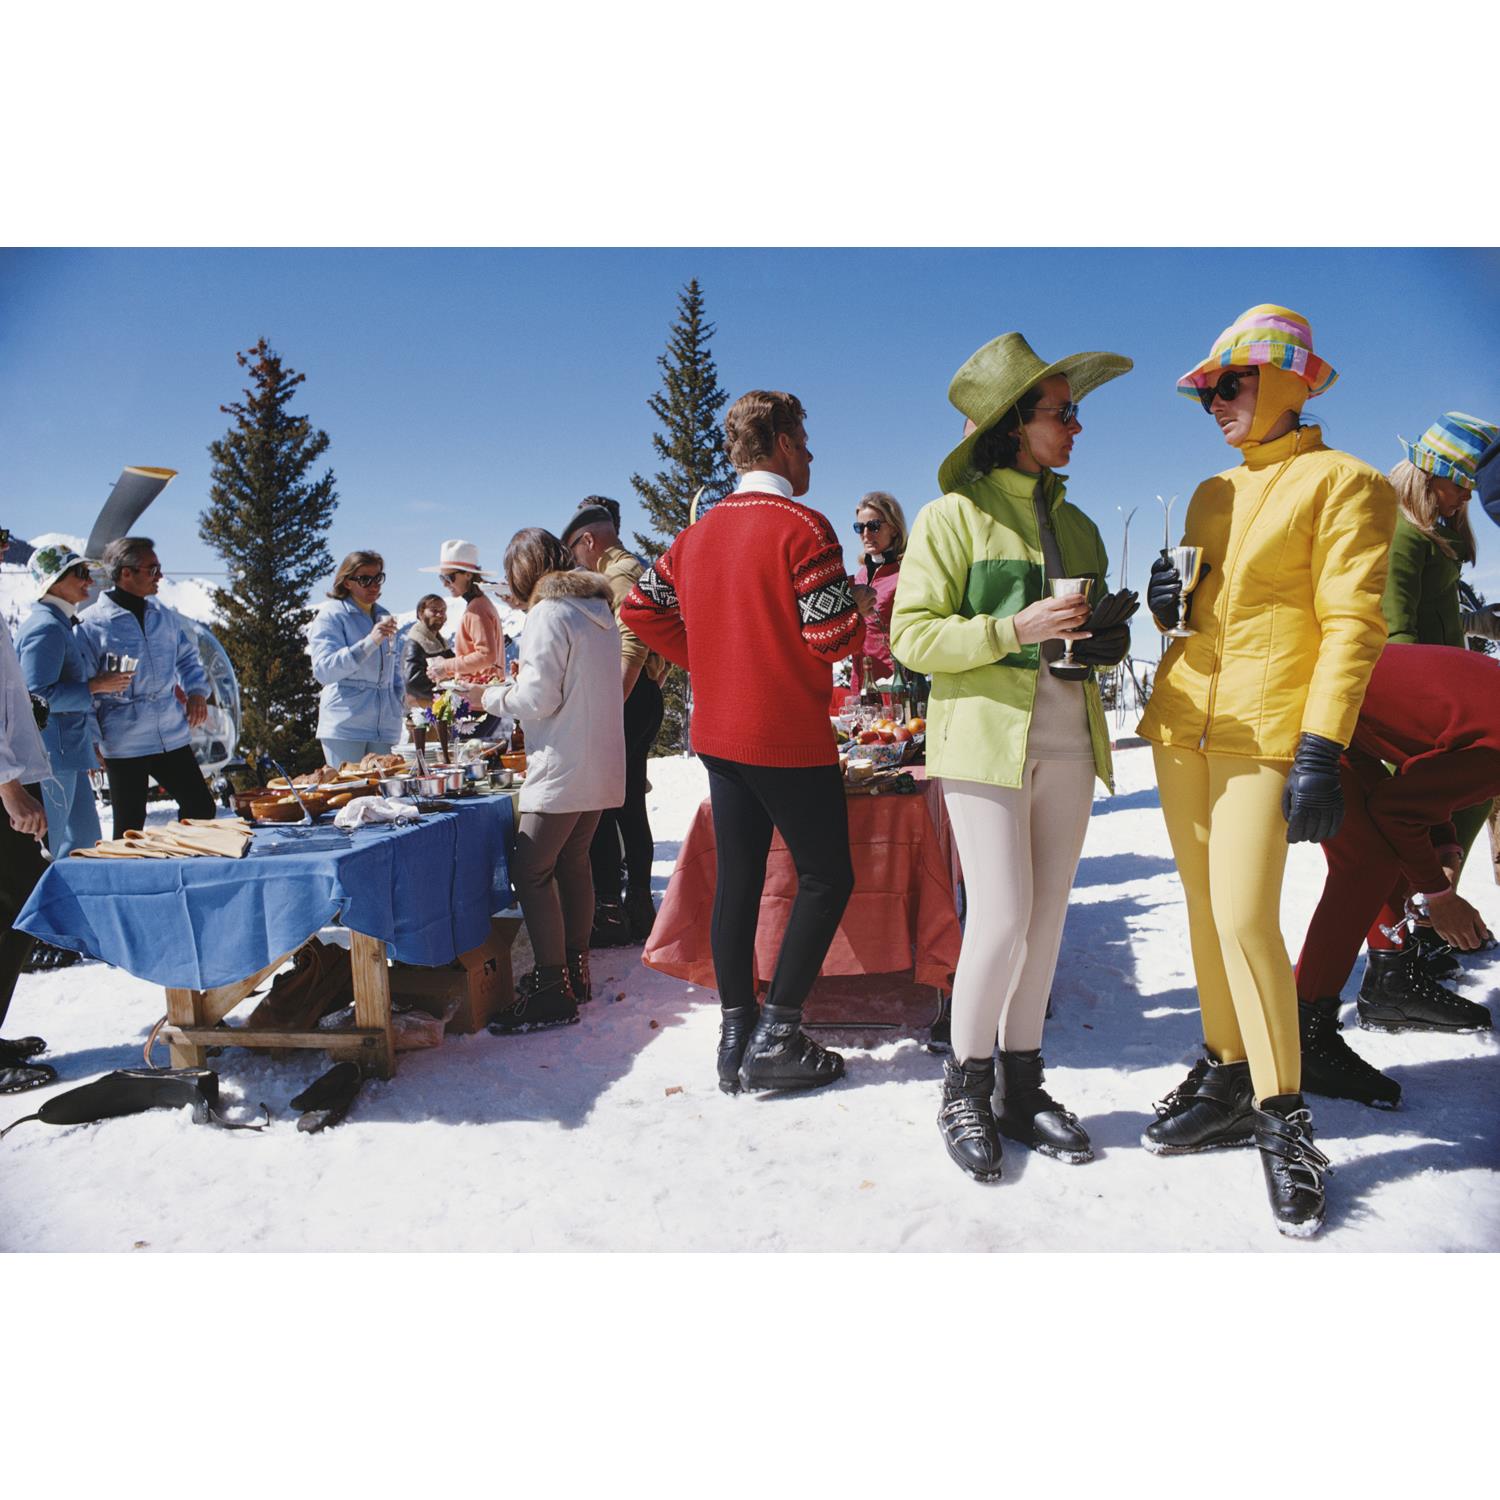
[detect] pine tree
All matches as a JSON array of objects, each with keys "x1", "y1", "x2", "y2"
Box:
[
  {"x1": 630, "y1": 279, "x2": 733, "y2": 750},
  {"x1": 199, "y1": 338, "x2": 338, "y2": 771}
]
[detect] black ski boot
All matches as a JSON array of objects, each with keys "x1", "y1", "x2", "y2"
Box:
[
  {"x1": 624, "y1": 889, "x2": 658, "y2": 945},
  {"x1": 996, "y1": 1049, "x2": 1092, "y2": 1163},
  {"x1": 938, "y1": 1057, "x2": 1004, "y2": 1182},
  {"x1": 1357, "y1": 946, "x2": 1493, "y2": 1034},
  {"x1": 589, "y1": 903, "x2": 634, "y2": 949},
  {"x1": 716, "y1": 1004, "x2": 760, "y2": 1095},
  {"x1": 1141, "y1": 1053, "x2": 1256, "y2": 1155},
  {"x1": 1253, "y1": 1093, "x2": 1331, "y2": 1239},
  {"x1": 0, "y1": 1036, "x2": 47, "y2": 1065},
  {"x1": 488, "y1": 965, "x2": 579, "y2": 1035},
  {"x1": 0, "y1": 1058, "x2": 57, "y2": 1094},
  {"x1": 736, "y1": 1004, "x2": 845, "y2": 1093},
  {"x1": 22, "y1": 939, "x2": 80, "y2": 973},
  {"x1": 566, "y1": 948, "x2": 592, "y2": 1004},
  {"x1": 1411, "y1": 926, "x2": 1460, "y2": 981},
  {"x1": 1298, "y1": 996, "x2": 1400, "y2": 1109}
]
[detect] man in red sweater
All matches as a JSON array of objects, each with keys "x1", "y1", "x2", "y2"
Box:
[
  {"x1": 621, "y1": 390, "x2": 872, "y2": 1096},
  {"x1": 1295, "y1": 643, "x2": 1498, "y2": 1108}
]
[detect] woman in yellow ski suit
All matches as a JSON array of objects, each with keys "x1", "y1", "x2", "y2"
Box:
[{"x1": 1137, "y1": 304, "x2": 1396, "y2": 1237}]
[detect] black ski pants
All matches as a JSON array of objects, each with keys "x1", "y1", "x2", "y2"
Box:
[
  {"x1": 589, "y1": 674, "x2": 664, "y2": 906},
  {"x1": 1, "y1": 785, "x2": 48, "y2": 1031},
  {"x1": 699, "y1": 754, "x2": 854, "y2": 1015},
  {"x1": 104, "y1": 743, "x2": 216, "y2": 838}
]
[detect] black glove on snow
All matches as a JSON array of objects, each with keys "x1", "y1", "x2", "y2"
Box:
[
  {"x1": 1148, "y1": 551, "x2": 1211, "y2": 631},
  {"x1": 1282, "y1": 732, "x2": 1345, "y2": 844},
  {"x1": 1072, "y1": 625, "x2": 1131, "y2": 667}
]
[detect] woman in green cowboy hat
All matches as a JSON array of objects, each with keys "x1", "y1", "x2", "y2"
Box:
[{"x1": 890, "y1": 331, "x2": 1134, "y2": 1184}]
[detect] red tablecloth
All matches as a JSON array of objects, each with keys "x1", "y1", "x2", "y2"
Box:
[{"x1": 643, "y1": 773, "x2": 962, "y2": 994}]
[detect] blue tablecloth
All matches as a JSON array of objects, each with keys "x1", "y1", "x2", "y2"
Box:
[{"x1": 15, "y1": 797, "x2": 516, "y2": 991}]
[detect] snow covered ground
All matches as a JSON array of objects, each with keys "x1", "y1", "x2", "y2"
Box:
[{"x1": 3, "y1": 744, "x2": 1497, "y2": 1252}]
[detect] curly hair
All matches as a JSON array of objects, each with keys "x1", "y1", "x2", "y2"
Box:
[{"x1": 724, "y1": 390, "x2": 807, "y2": 471}]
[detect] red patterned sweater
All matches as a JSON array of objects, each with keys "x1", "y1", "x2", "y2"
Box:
[{"x1": 620, "y1": 489, "x2": 865, "y2": 766}]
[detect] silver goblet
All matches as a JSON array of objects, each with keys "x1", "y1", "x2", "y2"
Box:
[
  {"x1": 1048, "y1": 577, "x2": 1093, "y2": 681},
  {"x1": 1163, "y1": 546, "x2": 1205, "y2": 639}
]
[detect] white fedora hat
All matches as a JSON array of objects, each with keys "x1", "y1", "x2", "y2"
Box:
[{"x1": 419, "y1": 538, "x2": 495, "y2": 578}]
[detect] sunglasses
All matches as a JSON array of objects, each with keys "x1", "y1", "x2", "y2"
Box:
[
  {"x1": 439, "y1": 570, "x2": 472, "y2": 584},
  {"x1": 125, "y1": 563, "x2": 164, "y2": 577},
  {"x1": 66, "y1": 564, "x2": 93, "y2": 581},
  {"x1": 1196, "y1": 370, "x2": 1256, "y2": 411},
  {"x1": 852, "y1": 520, "x2": 887, "y2": 535},
  {"x1": 1031, "y1": 401, "x2": 1081, "y2": 425},
  {"x1": 349, "y1": 572, "x2": 385, "y2": 588}
]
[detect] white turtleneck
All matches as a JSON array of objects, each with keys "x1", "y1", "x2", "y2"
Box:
[{"x1": 732, "y1": 470, "x2": 794, "y2": 500}]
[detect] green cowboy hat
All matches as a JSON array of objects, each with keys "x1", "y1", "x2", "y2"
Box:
[{"x1": 937, "y1": 332, "x2": 1133, "y2": 493}]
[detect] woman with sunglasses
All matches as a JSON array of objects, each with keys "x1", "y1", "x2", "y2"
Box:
[
  {"x1": 308, "y1": 550, "x2": 405, "y2": 768},
  {"x1": 422, "y1": 539, "x2": 506, "y2": 693},
  {"x1": 1138, "y1": 305, "x2": 1396, "y2": 1238},
  {"x1": 847, "y1": 492, "x2": 909, "y2": 703},
  {"x1": 891, "y1": 331, "x2": 1133, "y2": 1184}
]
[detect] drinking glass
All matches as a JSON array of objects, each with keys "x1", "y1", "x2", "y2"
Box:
[{"x1": 1163, "y1": 546, "x2": 1204, "y2": 640}]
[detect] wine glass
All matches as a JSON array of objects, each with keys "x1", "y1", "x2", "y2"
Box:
[
  {"x1": 1163, "y1": 546, "x2": 1204, "y2": 639},
  {"x1": 1048, "y1": 577, "x2": 1093, "y2": 681}
]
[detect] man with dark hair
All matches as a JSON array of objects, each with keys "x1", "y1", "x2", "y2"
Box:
[
  {"x1": 621, "y1": 391, "x2": 874, "y2": 1098},
  {"x1": 561, "y1": 498, "x2": 669, "y2": 944},
  {"x1": 76, "y1": 537, "x2": 216, "y2": 836}
]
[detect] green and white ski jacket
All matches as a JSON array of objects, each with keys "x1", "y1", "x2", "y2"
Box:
[{"x1": 889, "y1": 465, "x2": 1114, "y2": 792}]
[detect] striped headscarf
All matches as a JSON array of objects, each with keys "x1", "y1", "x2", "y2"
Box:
[
  {"x1": 1177, "y1": 304, "x2": 1338, "y2": 401},
  {"x1": 1399, "y1": 412, "x2": 1500, "y2": 490}
]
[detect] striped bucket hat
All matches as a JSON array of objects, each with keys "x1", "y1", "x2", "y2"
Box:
[
  {"x1": 1399, "y1": 412, "x2": 1500, "y2": 490},
  {"x1": 1177, "y1": 304, "x2": 1338, "y2": 401}
]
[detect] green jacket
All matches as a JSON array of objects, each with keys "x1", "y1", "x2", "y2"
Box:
[
  {"x1": 1381, "y1": 513, "x2": 1464, "y2": 647},
  {"x1": 890, "y1": 466, "x2": 1114, "y2": 791}
]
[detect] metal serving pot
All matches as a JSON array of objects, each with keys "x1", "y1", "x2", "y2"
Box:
[
  {"x1": 411, "y1": 774, "x2": 446, "y2": 798},
  {"x1": 378, "y1": 774, "x2": 415, "y2": 798},
  {"x1": 431, "y1": 766, "x2": 466, "y2": 794}
]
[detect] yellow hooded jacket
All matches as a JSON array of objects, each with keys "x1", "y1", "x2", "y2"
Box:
[{"x1": 1137, "y1": 425, "x2": 1396, "y2": 759}]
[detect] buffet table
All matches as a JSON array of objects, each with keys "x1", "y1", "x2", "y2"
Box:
[
  {"x1": 643, "y1": 768, "x2": 961, "y2": 1026},
  {"x1": 15, "y1": 796, "x2": 516, "y2": 1079}
]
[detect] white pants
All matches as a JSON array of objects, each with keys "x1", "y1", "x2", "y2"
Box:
[{"x1": 942, "y1": 760, "x2": 1095, "y2": 1061}]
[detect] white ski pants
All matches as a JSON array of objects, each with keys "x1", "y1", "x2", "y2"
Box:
[{"x1": 942, "y1": 760, "x2": 1095, "y2": 1062}]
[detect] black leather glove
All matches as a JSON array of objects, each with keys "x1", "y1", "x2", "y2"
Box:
[
  {"x1": 1072, "y1": 625, "x2": 1130, "y2": 667},
  {"x1": 1282, "y1": 732, "x2": 1345, "y2": 844},
  {"x1": 1082, "y1": 587, "x2": 1139, "y2": 634},
  {"x1": 29, "y1": 692, "x2": 49, "y2": 731},
  {"x1": 1148, "y1": 551, "x2": 1211, "y2": 631}
]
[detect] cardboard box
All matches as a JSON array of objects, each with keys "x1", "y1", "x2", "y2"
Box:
[{"x1": 388, "y1": 916, "x2": 523, "y2": 1034}]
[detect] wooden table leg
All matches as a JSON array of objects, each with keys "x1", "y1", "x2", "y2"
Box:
[
  {"x1": 164, "y1": 986, "x2": 208, "y2": 1068},
  {"x1": 349, "y1": 931, "x2": 396, "y2": 1079}
]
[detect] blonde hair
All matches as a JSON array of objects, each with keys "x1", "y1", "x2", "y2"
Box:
[
  {"x1": 855, "y1": 491, "x2": 907, "y2": 560},
  {"x1": 1389, "y1": 460, "x2": 1475, "y2": 564}
]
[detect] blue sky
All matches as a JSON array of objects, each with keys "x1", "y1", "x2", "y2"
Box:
[{"x1": 4, "y1": 248, "x2": 1498, "y2": 661}]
